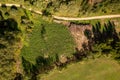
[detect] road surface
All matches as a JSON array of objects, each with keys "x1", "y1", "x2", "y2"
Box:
[{"x1": 0, "y1": 3, "x2": 120, "y2": 21}]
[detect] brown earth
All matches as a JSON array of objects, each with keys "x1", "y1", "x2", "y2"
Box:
[
  {"x1": 61, "y1": 21, "x2": 93, "y2": 51},
  {"x1": 88, "y1": 0, "x2": 103, "y2": 5},
  {"x1": 68, "y1": 23, "x2": 93, "y2": 51},
  {"x1": 62, "y1": 20, "x2": 120, "y2": 51}
]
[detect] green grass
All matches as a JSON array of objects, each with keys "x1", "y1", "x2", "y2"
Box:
[
  {"x1": 21, "y1": 16, "x2": 75, "y2": 63},
  {"x1": 40, "y1": 57, "x2": 120, "y2": 80}
]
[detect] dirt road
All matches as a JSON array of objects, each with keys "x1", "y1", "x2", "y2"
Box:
[
  {"x1": 0, "y1": 3, "x2": 120, "y2": 21},
  {"x1": 53, "y1": 15, "x2": 120, "y2": 21}
]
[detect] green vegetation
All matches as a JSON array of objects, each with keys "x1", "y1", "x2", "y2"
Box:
[
  {"x1": 0, "y1": 10, "x2": 22, "y2": 80},
  {"x1": 22, "y1": 55, "x2": 54, "y2": 80},
  {"x1": 0, "y1": 4, "x2": 75, "y2": 79},
  {"x1": 91, "y1": 21, "x2": 120, "y2": 59},
  {"x1": 21, "y1": 19, "x2": 120, "y2": 80},
  {"x1": 41, "y1": 58, "x2": 120, "y2": 80},
  {"x1": 71, "y1": 20, "x2": 120, "y2": 61},
  {"x1": 0, "y1": 5, "x2": 34, "y2": 80},
  {"x1": 0, "y1": 18, "x2": 21, "y2": 80},
  {"x1": 21, "y1": 15, "x2": 75, "y2": 63},
  {"x1": 19, "y1": 14, "x2": 76, "y2": 79},
  {"x1": 0, "y1": 1, "x2": 120, "y2": 80},
  {"x1": 1, "y1": 0, "x2": 120, "y2": 17}
]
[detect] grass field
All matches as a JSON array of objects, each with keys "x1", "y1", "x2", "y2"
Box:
[
  {"x1": 21, "y1": 16, "x2": 75, "y2": 63},
  {"x1": 41, "y1": 57, "x2": 120, "y2": 80}
]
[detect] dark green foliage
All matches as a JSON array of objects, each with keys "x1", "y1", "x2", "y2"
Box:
[
  {"x1": 23, "y1": 9, "x2": 32, "y2": 20},
  {"x1": 0, "y1": 7, "x2": 27, "y2": 79},
  {"x1": 58, "y1": 0, "x2": 72, "y2": 5},
  {"x1": 81, "y1": 0, "x2": 90, "y2": 12},
  {"x1": 81, "y1": 0, "x2": 88, "y2": 6},
  {"x1": 91, "y1": 21, "x2": 120, "y2": 58},
  {"x1": 1, "y1": 4, "x2": 7, "y2": 9},
  {"x1": 0, "y1": 17, "x2": 21, "y2": 80},
  {"x1": 5, "y1": 12, "x2": 10, "y2": 16},
  {"x1": 14, "y1": 73, "x2": 23, "y2": 80},
  {"x1": 0, "y1": 43, "x2": 6, "y2": 49},
  {"x1": 0, "y1": 18, "x2": 21, "y2": 44},
  {"x1": 73, "y1": 48, "x2": 87, "y2": 60},
  {"x1": 11, "y1": 5, "x2": 18, "y2": 10},
  {"x1": 41, "y1": 24, "x2": 46, "y2": 39},
  {"x1": 6, "y1": 18, "x2": 19, "y2": 31},
  {"x1": 35, "y1": 56, "x2": 54, "y2": 71},
  {"x1": 42, "y1": 9, "x2": 51, "y2": 16},
  {"x1": 22, "y1": 56, "x2": 38, "y2": 80},
  {"x1": 22, "y1": 57, "x2": 37, "y2": 75},
  {"x1": 21, "y1": 15, "x2": 29, "y2": 24},
  {"x1": 22, "y1": 55, "x2": 54, "y2": 80},
  {"x1": 92, "y1": 21, "x2": 119, "y2": 43},
  {"x1": 84, "y1": 29, "x2": 92, "y2": 39},
  {"x1": 24, "y1": 0, "x2": 37, "y2": 5},
  {"x1": 55, "y1": 53, "x2": 59, "y2": 63},
  {"x1": 0, "y1": 11, "x2": 4, "y2": 20},
  {"x1": 112, "y1": 41, "x2": 120, "y2": 61},
  {"x1": 20, "y1": 10, "x2": 34, "y2": 33},
  {"x1": 46, "y1": 1, "x2": 53, "y2": 8}
]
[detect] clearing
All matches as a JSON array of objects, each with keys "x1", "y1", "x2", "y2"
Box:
[
  {"x1": 41, "y1": 57, "x2": 120, "y2": 80},
  {"x1": 21, "y1": 16, "x2": 75, "y2": 63}
]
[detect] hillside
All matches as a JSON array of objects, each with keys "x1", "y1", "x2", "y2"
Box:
[{"x1": 0, "y1": 0, "x2": 120, "y2": 80}]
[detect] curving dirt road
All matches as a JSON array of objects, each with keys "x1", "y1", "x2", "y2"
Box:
[
  {"x1": 0, "y1": 3, "x2": 43, "y2": 14},
  {"x1": 0, "y1": 3, "x2": 120, "y2": 21}
]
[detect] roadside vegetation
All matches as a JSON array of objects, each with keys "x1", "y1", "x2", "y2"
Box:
[{"x1": 0, "y1": 0, "x2": 120, "y2": 17}]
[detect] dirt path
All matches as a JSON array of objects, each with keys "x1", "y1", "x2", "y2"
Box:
[
  {"x1": 0, "y1": 3, "x2": 120, "y2": 21},
  {"x1": 53, "y1": 15, "x2": 120, "y2": 21}
]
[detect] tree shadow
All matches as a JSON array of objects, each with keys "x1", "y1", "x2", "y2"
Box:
[
  {"x1": 92, "y1": 21, "x2": 119, "y2": 43},
  {"x1": 73, "y1": 48, "x2": 87, "y2": 61},
  {"x1": 0, "y1": 18, "x2": 21, "y2": 45},
  {"x1": 81, "y1": 0, "x2": 88, "y2": 6},
  {"x1": 5, "y1": 12, "x2": 10, "y2": 16},
  {"x1": 41, "y1": 24, "x2": 46, "y2": 39},
  {"x1": 11, "y1": 5, "x2": 18, "y2": 11},
  {"x1": 0, "y1": 10, "x2": 4, "y2": 20},
  {"x1": 0, "y1": 18, "x2": 19, "y2": 33},
  {"x1": 92, "y1": 21, "x2": 120, "y2": 57},
  {"x1": 22, "y1": 55, "x2": 54, "y2": 80},
  {"x1": 22, "y1": 56, "x2": 38, "y2": 80},
  {"x1": 1, "y1": 4, "x2": 7, "y2": 8},
  {"x1": 0, "y1": 44, "x2": 6, "y2": 49},
  {"x1": 14, "y1": 73, "x2": 23, "y2": 80},
  {"x1": 82, "y1": 21, "x2": 120, "y2": 58},
  {"x1": 35, "y1": 55, "x2": 54, "y2": 73},
  {"x1": 84, "y1": 29, "x2": 92, "y2": 39}
]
